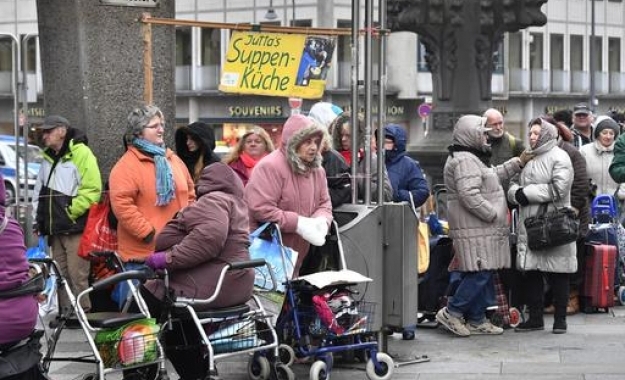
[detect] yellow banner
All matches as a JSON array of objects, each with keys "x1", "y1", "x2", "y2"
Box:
[{"x1": 219, "y1": 32, "x2": 336, "y2": 100}]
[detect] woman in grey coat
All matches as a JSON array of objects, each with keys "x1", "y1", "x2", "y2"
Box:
[
  {"x1": 508, "y1": 118, "x2": 576, "y2": 334},
  {"x1": 436, "y1": 114, "x2": 530, "y2": 337}
]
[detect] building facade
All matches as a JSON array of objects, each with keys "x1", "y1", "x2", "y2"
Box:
[{"x1": 0, "y1": 0, "x2": 624, "y2": 155}]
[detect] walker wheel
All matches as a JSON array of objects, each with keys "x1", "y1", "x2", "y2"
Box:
[
  {"x1": 248, "y1": 355, "x2": 271, "y2": 380},
  {"x1": 365, "y1": 352, "x2": 394, "y2": 380},
  {"x1": 278, "y1": 343, "x2": 295, "y2": 366},
  {"x1": 508, "y1": 307, "x2": 521, "y2": 328},
  {"x1": 275, "y1": 363, "x2": 295, "y2": 380},
  {"x1": 309, "y1": 360, "x2": 329, "y2": 380},
  {"x1": 402, "y1": 329, "x2": 415, "y2": 340}
]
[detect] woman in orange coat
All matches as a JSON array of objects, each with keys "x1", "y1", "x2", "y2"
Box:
[{"x1": 109, "y1": 105, "x2": 196, "y2": 262}]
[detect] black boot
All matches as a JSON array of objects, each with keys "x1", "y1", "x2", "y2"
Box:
[
  {"x1": 514, "y1": 318, "x2": 545, "y2": 332},
  {"x1": 553, "y1": 316, "x2": 567, "y2": 334}
]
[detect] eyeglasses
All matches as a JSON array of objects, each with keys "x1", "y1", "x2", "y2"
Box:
[{"x1": 144, "y1": 122, "x2": 165, "y2": 130}]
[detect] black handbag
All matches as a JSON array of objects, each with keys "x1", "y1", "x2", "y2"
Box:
[{"x1": 524, "y1": 202, "x2": 579, "y2": 251}]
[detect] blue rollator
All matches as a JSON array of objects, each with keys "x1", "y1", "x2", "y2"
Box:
[{"x1": 255, "y1": 222, "x2": 394, "y2": 380}]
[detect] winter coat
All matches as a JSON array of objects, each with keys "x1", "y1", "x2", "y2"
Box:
[
  {"x1": 581, "y1": 140, "x2": 625, "y2": 200},
  {"x1": 322, "y1": 149, "x2": 352, "y2": 208},
  {"x1": 383, "y1": 124, "x2": 429, "y2": 205},
  {"x1": 443, "y1": 115, "x2": 524, "y2": 272},
  {"x1": 175, "y1": 122, "x2": 221, "y2": 184},
  {"x1": 330, "y1": 113, "x2": 393, "y2": 202},
  {"x1": 0, "y1": 176, "x2": 38, "y2": 344},
  {"x1": 609, "y1": 132, "x2": 625, "y2": 184},
  {"x1": 33, "y1": 128, "x2": 102, "y2": 235},
  {"x1": 245, "y1": 114, "x2": 333, "y2": 276},
  {"x1": 146, "y1": 163, "x2": 254, "y2": 309},
  {"x1": 109, "y1": 146, "x2": 196, "y2": 261},
  {"x1": 559, "y1": 140, "x2": 590, "y2": 238},
  {"x1": 508, "y1": 122, "x2": 577, "y2": 274},
  {"x1": 489, "y1": 132, "x2": 525, "y2": 166}
]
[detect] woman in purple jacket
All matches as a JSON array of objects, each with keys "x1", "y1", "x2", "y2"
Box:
[
  {"x1": 140, "y1": 162, "x2": 255, "y2": 380},
  {"x1": 0, "y1": 174, "x2": 38, "y2": 346}
]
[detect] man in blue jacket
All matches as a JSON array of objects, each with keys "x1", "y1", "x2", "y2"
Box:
[{"x1": 383, "y1": 124, "x2": 430, "y2": 207}]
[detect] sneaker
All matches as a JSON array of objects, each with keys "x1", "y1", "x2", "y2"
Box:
[
  {"x1": 514, "y1": 319, "x2": 545, "y2": 332},
  {"x1": 435, "y1": 307, "x2": 470, "y2": 337},
  {"x1": 467, "y1": 321, "x2": 504, "y2": 335}
]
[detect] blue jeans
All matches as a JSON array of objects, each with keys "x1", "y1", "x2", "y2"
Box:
[{"x1": 447, "y1": 270, "x2": 495, "y2": 325}]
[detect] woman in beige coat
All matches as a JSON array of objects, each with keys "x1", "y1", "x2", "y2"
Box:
[{"x1": 508, "y1": 118, "x2": 576, "y2": 334}]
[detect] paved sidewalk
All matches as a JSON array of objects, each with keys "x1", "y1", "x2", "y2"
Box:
[{"x1": 46, "y1": 306, "x2": 625, "y2": 380}]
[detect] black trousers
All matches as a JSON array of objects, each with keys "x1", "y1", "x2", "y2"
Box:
[{"x1": 519, "y1": 270, "x2": 570, "y2": 321}]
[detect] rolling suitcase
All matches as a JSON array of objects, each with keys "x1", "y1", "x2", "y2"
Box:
[{"x1": 581, "y1": 243, "x2": 616, "y2": 313}]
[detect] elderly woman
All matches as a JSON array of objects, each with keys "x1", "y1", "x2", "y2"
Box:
[
  {"x1": 244, "y1": 114, "x2": 333, "y2": 277},
  {"x1": 509, "y1": 118, "x2": 576, "y2": 334},
  {"x1": 109, "y1": 105, "x2": 196, "y2": 262},
  {"x1": 141, "y1": 162, "x2": 254, "y2": 380},
  {"x1": 580, "y1": 116, "x2": 625, "y2": 200},
  {"x1": 223, "y1": 126, "x2": 274, "y2": 186}
]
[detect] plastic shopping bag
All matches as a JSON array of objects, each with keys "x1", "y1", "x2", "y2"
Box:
[
  {"x1": 78, "y1": 191, "x2": 118, "y2": 260},
  {"x1": 249, "y1": 223, "x2": 298, "y2": 293},
  {"x1": 26, "y1": 236, "x2": 58, "y2": 321}
]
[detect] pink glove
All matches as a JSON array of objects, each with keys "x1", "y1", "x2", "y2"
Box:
[{"x1": 145, "y1": 251, "x2": 167, "y2": 270}]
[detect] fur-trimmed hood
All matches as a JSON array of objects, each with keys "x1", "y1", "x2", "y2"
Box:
[{"x1": 281, "y1": 114, "x2": 324, "y2": 175}]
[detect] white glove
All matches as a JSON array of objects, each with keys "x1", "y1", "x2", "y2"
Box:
[{"x1": 296, "y1": 216, "x2": 327, "y2": 246}]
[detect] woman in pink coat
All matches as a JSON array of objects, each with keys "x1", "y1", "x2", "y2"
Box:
[{"x1": 244, "y1": 114, "x2": 333, "y2": 277}]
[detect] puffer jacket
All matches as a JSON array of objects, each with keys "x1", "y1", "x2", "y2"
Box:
[
  {"x1": 444, "y1": 115, "x2": 523, "y2": 272},
  {"x1": 146, "y1": 163, "x2": 254, "y2": 309},
  {"x1": 508, "y1": 121, "x2": 577, "y2": 273},
  {"x1": 581, "y1": 140, "x2": 625, "y2": 200},
  {"x1": 175, "y1": 122, "x2": 221, "y2": 184},
  {"x1": 559, "y1": 140, "x2": 590, "y2": 238}
]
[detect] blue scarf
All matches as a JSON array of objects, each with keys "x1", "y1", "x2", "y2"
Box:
[{"x1": 133, "y1": 138, "x2": 176, "y2": 206}]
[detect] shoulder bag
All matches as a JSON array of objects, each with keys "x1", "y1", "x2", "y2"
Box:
[{"x1": 524, "y1": 202, "x2": 579, "y2": 251}]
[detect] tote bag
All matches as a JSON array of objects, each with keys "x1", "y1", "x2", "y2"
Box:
[{"x1": 249, "y1": 223, "x2": 298, "y2": 293}]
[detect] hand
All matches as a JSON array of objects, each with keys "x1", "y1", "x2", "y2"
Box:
[
  {"x1": 296, "y1": 216, "x2": 326, "y2": 246},
  {"x1": 145, "y1": 251, "x2": 167, "y2": 270},
  {"x1": 519, "y1": 150, "x2": 534, "y2": 167},
  {"x1": 515, "y1": 188, "x2": 530, "y2": 206}
]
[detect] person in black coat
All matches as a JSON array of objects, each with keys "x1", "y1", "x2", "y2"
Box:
[{"x1": 175, "y1": 121, "x2": 221, "y2": 184}]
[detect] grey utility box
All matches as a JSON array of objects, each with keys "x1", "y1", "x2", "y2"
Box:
[{"x1": 381, "y1": 202, "x2": 419, "y2": 331}]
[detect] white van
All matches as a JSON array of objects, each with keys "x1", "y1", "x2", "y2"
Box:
[{"x1": 0, "y1": 135, "x2": 42, "y2": 204}]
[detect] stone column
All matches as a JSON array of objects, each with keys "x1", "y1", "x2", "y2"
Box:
[{"x1": 36, "y1": 0, "x2": 176, "y2": 178}]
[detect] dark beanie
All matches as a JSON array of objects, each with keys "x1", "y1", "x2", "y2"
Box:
[{"x1": 594, "y1": 115, "x2": 620, "y2": 139}]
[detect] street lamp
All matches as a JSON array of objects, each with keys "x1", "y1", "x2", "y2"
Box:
[
  {"x1": 265, "y1": 0, "x2": 278, "y2": 20},
  {"x1": 589, "y1": 0, "x2": 596, "y2": 111}
]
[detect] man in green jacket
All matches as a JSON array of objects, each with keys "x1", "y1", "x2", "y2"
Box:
[{"x1": 33, "y1": 115, "x2": 102, "y2": 313}]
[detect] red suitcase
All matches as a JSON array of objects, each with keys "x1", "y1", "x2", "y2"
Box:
[{"x1": 582, "y1": 244, "x2": 616, "y2": 313}]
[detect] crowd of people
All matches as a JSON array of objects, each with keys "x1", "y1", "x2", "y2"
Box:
[{"x1": 436, "y1": 103, "x2": 625, "y2": 338}]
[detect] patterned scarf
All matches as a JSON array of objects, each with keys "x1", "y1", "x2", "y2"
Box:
[{"x1": 133, "y1": 138, "x2": 176, "y2": 206}]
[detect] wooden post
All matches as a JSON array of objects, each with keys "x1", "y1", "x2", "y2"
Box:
[{"x1": 142, "y1": 13, "x2": 153, "y2": 104}]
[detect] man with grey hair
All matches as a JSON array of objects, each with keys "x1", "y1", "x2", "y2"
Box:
[
  {"x1": 33, "y1": 115, "x2": 102, "y2": 314},
  {"x1": 483, "y1": 108, "x2": 525, "y2": 167}
]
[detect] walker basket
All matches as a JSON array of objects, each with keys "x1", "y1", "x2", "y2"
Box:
[
  {"x1": 207, "y1": 318, "x2": 269, "y2": 354},
  {"x1": 94, "y1": 318, "x2": 160, "y2": 368},
  {"x1": 292, "y1": 300, "x2": 376, "y2": 338}
]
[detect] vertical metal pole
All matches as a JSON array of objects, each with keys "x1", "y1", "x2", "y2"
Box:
[
  {"x1": 22, "y1": 33, "x2": 37, "y2": 245},
  {"x1": 1, "y1": 33, "x2": 21, "y2": 211},
  {"x1": 350, "y1": 0, "x2": 360, "y2": 204},
  {"x1": 376, "y1": 0, "x2": 386, "y2": 206},
  {"x1": 589, "y1": 0, "x2": 596, "y2": 111},
  {"x1": 363, "y1": 0, "x2": 373, "y2": 205},
  {"x1": 292, "y1": 0, "x2": 296, "y2": 25}
]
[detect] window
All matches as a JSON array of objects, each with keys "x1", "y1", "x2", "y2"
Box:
[
  {"x1": 201, "y1": 28, "x2": 220, "y2": 67},
  {"x1": 0, "y1": 40, "x2": 12, "y2": 71},
  {"x1": 417, "y1": 38, "x2": 429, "y2": 72},
  {"x1": 291, "y1": 19, "x2": 312, "y2": 27},
  {"x1": 492, "y1": 39, "x2": 504, "y2": 74},
  {"x1": 550, "y1": 34, "x2": 564, "y2": 70},
  {"x1": 530, "y1": 32, "x2": 543, "y2": 70},
  {"x1": 609, "y1": 37, "x2": 620, "y2": 72},
  {"x1": 337, "y1": 20, "x2": 351, "y2": 86},
  {"x1": 570, "y1": 35, "x2": 583, "y2": 71},
  {"x1": 176, "y1": 27, "x2": 192, "y2": 66}
]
